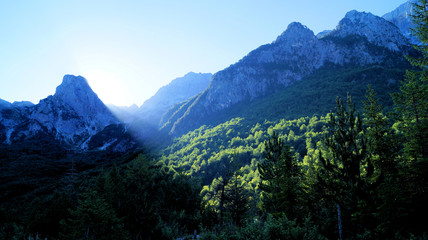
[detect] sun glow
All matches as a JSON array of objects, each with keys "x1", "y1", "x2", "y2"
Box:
[{"x1": 83, "y1": 69, "x2": 131, "y2": 106}]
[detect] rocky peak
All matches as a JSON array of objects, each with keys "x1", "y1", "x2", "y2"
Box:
[
  {"x1": 0, "y1": 99, "x2": 12, "y2": 110},
  {"x1": 344, "y1": 10, "x2": 375, "y2": 24},
  {"x1": 383, "y1": 0, "x2": 416, "y2": 20},
  {"x1": 55, "y1": 75, "x2": 93, "y2": 102},
  {"x1": 383, "y1": 0, "x2": 418, "y2": 44},
  {"x1": 275, "y1": 22, "x2": 317, "y2": 45},
  {"x1": 53, "y1": 74, "x2": 108, "y2": 119},
  {"x1": 12, "y1": 101, "x2": 34, "y2": 108},
  {"x1": 330, "y1": 10, "x2": 409, "y2": 51}
]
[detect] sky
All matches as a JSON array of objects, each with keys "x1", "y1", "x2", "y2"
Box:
[{"x1": 0, "y1": 0, "x2": 408, "y2": 107}]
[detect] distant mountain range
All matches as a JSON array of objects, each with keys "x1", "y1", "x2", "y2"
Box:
[
  {"x1": 0, "y1": 0, "x2": 419, "y2": 149},
  {"x1": 160, "y1": 7, "x2": 414, "y2": 135},
  {"x1": 0, "y1": 0, "x2": 419, "y2": 205}
]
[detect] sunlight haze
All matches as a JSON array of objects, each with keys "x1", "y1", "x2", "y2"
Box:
[{"x1": 0, "y1": 0, "x2": 407, "y2": 106}]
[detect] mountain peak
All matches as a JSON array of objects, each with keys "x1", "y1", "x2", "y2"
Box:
[
  {"x1": 275, "y1": 22, "x2": 316, "y2": 44},
  {"x1": 330, "y1": 10, "x2": 409, "y2": 51},
  {"x1": 51, "y1": 74, "x2": 112, "y2": 121},
  {"x1": 0, "y1": 98, "x2": 12, "y2": 110},
  {"x1": 55, "y1": 75, "x2": 91, "y2": 97},
  {"x1": 344, "y1": 10, "x2": 374, "y2": 23},
  {"x1": 383, "y1": 0, "x2": 418, "y2": 44}
]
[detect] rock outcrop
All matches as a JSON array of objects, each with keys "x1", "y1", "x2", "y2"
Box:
[
  {"x1": 383, "y1": 0, "x2": 418, "y2": 44},
  {"x1": 161, "y1": 10, "x2": 412, "y2": 135},
  {"x1": 0, "y1": 75, "x2": 135, "y2": 151},
  {"x1": 140, "y1": 72, "x2": 212, "y2": 126}
]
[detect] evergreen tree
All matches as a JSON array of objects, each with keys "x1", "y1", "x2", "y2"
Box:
[
  {"x1": 389, "y1": 0, "x2": 428, "y2": 235},
  {"x1": 393, "y1": 0, "x2": 428, "y2": 163},
  {"x1": 317, "y1": 95, "x2": 372, "y2": 237},
  {"x1": 59, "y1": 190, "x2": 129, "y2": 240},
  {"x1": 258, "y1": 132, "x2": 302, "y2": 219},
  {"x1": 362, "y1": 86, "x2": 405, "y2": 238},
  {"x1": 363, "y1": 85, "x2": 398, "y2": 179},
  {"x1": 224, "y1": 172, "x2": 250, "y2": 226}
]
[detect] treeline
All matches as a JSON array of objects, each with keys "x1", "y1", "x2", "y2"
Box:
[
  {"x1": 0, "y1": 155, "x2": 202, "y2": 239},
  {"x1": 160, "y1": 86, "x2": 426, "y2": 239},
  {"x1": 1, "y1": 1, "x2": 427, "y2": 239},
  {"x1": 2, "y1": 80, "x2": 425, "y2": 239}
]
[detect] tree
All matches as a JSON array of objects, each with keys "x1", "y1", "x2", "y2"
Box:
[
  {"x1": 363, "y1": 85, "x2": 398, "y2": 179},
  {"x1": 392, "y1": 71, "x2": 428, "y2": 162},
  {"x1": 224, "y1": 172, "x2": 250, "y2": 226},
  {"x1": 258, "y1": 132, "x2": 302, "y2": 219},
  {"x1": 59, "y1": 190, "x2": 129, "y2": 240},
  {"x1": 393, "y1": 0, "x2": 428, "y2": 163},
  {"x1": 316, "y1": 95, "x2": 373, "y2": 237},
  {"x1": 202, "y1": 154, "x2": 244, "y2": 226},
  {"x1": 388, "y1": 0, "x2": 428, "y2": 235}
]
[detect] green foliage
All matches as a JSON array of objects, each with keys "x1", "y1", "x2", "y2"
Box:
[
  {"x1": 316, "y1": 95, "x2": 377, "y2": 237},
  {"x1": 364, "y1": 86, "x2": 396, "y2": 177},
  {"x1": 392, "y1": 70, "x2": 428, "y2": 162},
  {"x1": 385, "y1": 1, "x2": 428, "y2": 236},
  {"x1": 1, "y1": 10, "x2": 427, "y2": 237},
  {"x1": 199, "y1": 214, "x2": 326, "y2": 240},
  {"x1": 59, "y1": 190, "x2": 129, "y2": 240},
  {"x1": 92, "y1": 156, "x2": 202, "y2": 239},
  {"x1": 258, "y1": 132, "x2": 302, "y2": 219}
]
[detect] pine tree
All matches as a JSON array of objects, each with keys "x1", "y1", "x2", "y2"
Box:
[
  {"x1": 224, "y1": 172, "x2": 249, "y2": 226},
  {"x1": 317, "y1": 95, "x2": 372, "y2": 237},
  {"x1": 362, "y1": 86, "x2": 404, "y2": 238},
  {"x1": 363, "y1": 85, "x2": 398, "y2": 179},
  {"x1": 393, "y1": 0, "x2": 428, "y2": 163},
  {"x1": 388, "y1": 0, "x2": 428, "y2": 235},
  {"x1": 258, "y1": 132, "x2": 302, "y2": 219},
  {"x1": 59, "y1": 190, "x2": 129, "y2": 240}
]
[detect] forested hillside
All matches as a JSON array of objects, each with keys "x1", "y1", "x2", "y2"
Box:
[
  {"x1": 3, "y1": 78, "x2": 425, "y2": 239},
  {"x1": 0, "y1": 1, "x2": 427, "y2": 239}
]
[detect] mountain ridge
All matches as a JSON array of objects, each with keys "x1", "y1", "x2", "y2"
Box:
[
  {"x1": 0, "y1": 75, "x2": 135, "y2": 152},
  {"x1": 383, "y1": 0, "x2": 418, "y2": 44},
  {"x1": 161, "y1": 10, "x2": 412, "y2": 136},
  {"x1": 139, "y1": 72, "x2": 212, "y2": 126}
]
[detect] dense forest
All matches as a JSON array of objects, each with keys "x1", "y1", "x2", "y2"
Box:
[{"x1": 1, "y1": 1, "x2": 428, "y2": 239}]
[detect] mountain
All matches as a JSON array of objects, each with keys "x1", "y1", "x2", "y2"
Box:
[
  {"x1": 140, "y1": 72, "x2": 212, "y2": 126},
  {"x1": 383, "y1": 0, "x2": 418, "y2": 44},
  {"x1": 161, "y1": 10, "x2": 411, "y2": 136},
  {"x1": 12, "y1": 101, "x2": 34, "y2": 108},
  {"x1": 0, "y1": 99, "x2": 12, "y2": 110},
  {"x1": 0, "y1": 75, "x2": 136, "y2": 152},
  {"x1": 329, "y1": 10, "x2": 409, "y2": 51},
  {"x1": 107, "y1": 104, "x2": 140, "y2": 124},
  {"x1": 316, "y1": 30, "x2": 332, "y2": 38},
  {"x1": 0, "y1": 75, "x2": 140, "y2": 204}
]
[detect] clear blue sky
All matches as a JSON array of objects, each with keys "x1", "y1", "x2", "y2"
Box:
[{"x1": 0, "y1": 0, "x2": 408, "y2": 106}]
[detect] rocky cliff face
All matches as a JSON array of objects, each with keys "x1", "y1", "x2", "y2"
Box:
[
  {"x1": 31, "y1": 75, "x2": 118, "y2": 145},
  {"x1": 329, "y1": 10, "x2": 409, "y2": 51},
  {"x1": 0, "y1": 75, "x2": 135, "y2": 151},
  {"x1": 161, "y1": 10, "x2": 412, "y2": 135},
  {"x1": 383, "y1": 0, "x2": 418, "y2": 44},
  {"x1": 139, "y1": 72, "x2": 212, "y2": 126}
]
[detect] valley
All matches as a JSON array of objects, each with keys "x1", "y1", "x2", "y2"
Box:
[{"x1": 0, "y1": 1, "x2": 427, "y2": 239}]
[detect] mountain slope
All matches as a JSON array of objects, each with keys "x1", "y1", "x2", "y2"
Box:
[
  {"x1": 383, "y1": 0, "x2": 418, "y2": 44},
  {"x1": 0, "y1": 75, "x2": 140, "y2": 204},
  {"x1": 0, "y1": 75, "x2": 135, "y2": 151},
  {"x1": 161, "y1": 10, "x2": 411, "y2": 136},
  {"x1": 139, "y1": 72, "x2": 212, "y2": 126}
]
